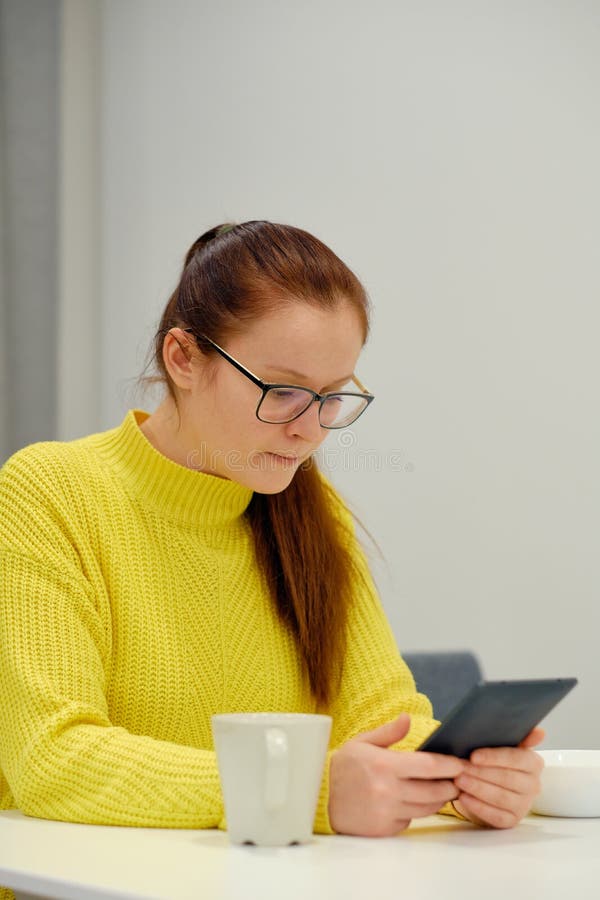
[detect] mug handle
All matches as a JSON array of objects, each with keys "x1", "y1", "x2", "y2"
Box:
[{"x1": 264, "y1": 727, "x2": 288, "y2": 811}]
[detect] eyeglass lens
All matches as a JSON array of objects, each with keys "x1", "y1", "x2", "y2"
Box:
[{"x1": 258, "y1": 387, "x2": 368, "y2": 428}]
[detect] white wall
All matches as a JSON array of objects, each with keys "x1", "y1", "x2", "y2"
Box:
[
  {"x1": 100, "y1": 0, "x2": 600, "y2": 748},
  {"x1": 58, "y1": 0, "x2": 101, "y2": 441}
]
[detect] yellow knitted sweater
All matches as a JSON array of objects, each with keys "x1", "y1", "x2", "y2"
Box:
[{"x1": 0, "y1": 409, "x2": 441, "y2": 870}]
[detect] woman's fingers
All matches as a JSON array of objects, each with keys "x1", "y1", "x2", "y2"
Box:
[
  {"x1": 329, "y1": 739, "x2": 465, "y2": 836},
  {"x1": 459, "y1": 763, "x2": 536, "y2": 794},
  {"x1": 456, "y1": 773, "x2": 523, "y2": 810},
  {"x1": 519, "y1": 727, "x2": 545, "y2": 749},
  {"x1": 454, "y1": 745, "x2": 544, "y2": 828},
  {"x1": 470, "y1": 745, "x2": 544, "y2": 774},
  {"x1": 330, "y1": 725, "x2": 545, "y2": 835},
  {"x1": 399, "y1": 778, "x2": 459, "y2": 806},
  {"x1": 389, "y1": 750, "x2": 464, "y2": 780},
  {"x1": 455, "y1": 792, "x2": 524, "y2": 830}
]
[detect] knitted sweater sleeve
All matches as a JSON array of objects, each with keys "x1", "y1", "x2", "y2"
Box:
[{"x1": 0, "y1": 447, "x2": 223, "y2": 829}]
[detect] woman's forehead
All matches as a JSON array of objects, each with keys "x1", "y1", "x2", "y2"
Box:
[
  {"x1": 226, "y1": 304, "x2": 364, "y2": 382},
  {"x1": 233, "y1": 302, "x2": 364, "y2": 346}
]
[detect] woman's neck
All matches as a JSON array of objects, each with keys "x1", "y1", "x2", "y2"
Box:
[{"x1": 139, "y1": 397, "x2": 203, "y2": 472}]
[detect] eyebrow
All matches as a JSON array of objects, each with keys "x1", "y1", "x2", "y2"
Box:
[{"x1": 262, "y1": 365, "x2": 355, "y2": 386}]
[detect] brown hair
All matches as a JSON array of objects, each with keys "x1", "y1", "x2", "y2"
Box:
[{"x1": 142, "y1": 221, "x2": 371, "y2": 705}]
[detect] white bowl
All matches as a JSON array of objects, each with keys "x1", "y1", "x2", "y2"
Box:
[{"x1": 531, "y1": 750, "x2": 600, "y2": 818}]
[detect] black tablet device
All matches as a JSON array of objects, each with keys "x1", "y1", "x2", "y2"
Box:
[{"x1": 418, "y1": 677, "x2": 578, "y2": 758}]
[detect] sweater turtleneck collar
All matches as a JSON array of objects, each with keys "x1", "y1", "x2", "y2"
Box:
[{"x1": 92, "y1": 409, "x2": 254, "y2": 527}]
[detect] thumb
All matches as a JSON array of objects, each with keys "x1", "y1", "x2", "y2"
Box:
[{"x1": 355, "y1": 713, "x2": 411, "y2": 748}]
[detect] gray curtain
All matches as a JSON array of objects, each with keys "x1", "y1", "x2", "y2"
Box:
[{"x1": 0, "y1": 0, "x2": 60, "y2": 464}]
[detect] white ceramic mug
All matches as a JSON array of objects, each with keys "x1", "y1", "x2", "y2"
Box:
[{"x1": 211, "y1": 712, "x2": 332, "y2": 846}]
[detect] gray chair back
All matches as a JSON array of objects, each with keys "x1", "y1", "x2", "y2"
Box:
[{"x1": 403, "y1": 650, "x2": 483, "y2": 721}]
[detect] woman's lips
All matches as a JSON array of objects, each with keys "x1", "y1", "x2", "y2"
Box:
[{"x1": 265, "y1": 452, "x2": 300, "y2": 466}]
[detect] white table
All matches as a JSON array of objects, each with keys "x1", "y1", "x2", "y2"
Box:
[{"x1": 1, "y1": 809, "x2": 599, "y2": 900}]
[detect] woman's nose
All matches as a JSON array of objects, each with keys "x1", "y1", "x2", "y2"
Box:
[{"x1": 287, "y1": 400, "x2": 324, "y2": 443}]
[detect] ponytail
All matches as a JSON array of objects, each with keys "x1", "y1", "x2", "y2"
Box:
[{"x1": 247, "y1": 463, "x2": 361, "y2": 706}]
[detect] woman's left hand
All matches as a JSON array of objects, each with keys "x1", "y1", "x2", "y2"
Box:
[{"x1": 452, "y1": 728, "x2": 545, "y2": 828}]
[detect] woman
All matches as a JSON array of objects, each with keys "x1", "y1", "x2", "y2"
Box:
[{"x1": 0, "y1": 221, "x2": 542, "y2": 848}]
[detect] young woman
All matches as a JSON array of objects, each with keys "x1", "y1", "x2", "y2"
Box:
[{"x1": 0, "y1": 221, "x2": 542, "y2": 850}]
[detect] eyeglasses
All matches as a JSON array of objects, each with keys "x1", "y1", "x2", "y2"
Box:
[{"x1": 182, "y1": 329, "x2": 374, "y2": 429}]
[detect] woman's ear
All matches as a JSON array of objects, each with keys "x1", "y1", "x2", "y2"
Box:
[{"x1": 162, "y1": 328, "x2": 201, "y2": 391}]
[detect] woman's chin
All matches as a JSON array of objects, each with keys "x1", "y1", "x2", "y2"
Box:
[
  {"x1": 222, "y1": 450, "x2": 315, "y2": 493},
  {"x1": 246, "y1": 468, "x2": 299, "y2": 495},
  {"x1": 230, "y1": 461, "x2": 301, "y2": 494}
]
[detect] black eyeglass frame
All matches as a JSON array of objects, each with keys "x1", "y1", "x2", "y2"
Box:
[{"x1": 181, "y1": 328, "x2": 375, "y2": 429}]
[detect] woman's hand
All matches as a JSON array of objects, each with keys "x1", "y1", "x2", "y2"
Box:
[
  {"x1": 452, "y1": 728, "x2": 545, "y2": 828},
  {"x1": 328, "y1": 713, "x2": 464, "y2": 837}
]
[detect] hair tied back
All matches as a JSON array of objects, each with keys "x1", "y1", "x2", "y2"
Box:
[{"x1": 184, "y1": 223, "x2": 237, "y2": 267}]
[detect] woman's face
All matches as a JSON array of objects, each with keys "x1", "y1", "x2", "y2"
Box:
[{"x1": 172, "y1": 301, "x2": 366, "y2": 493}]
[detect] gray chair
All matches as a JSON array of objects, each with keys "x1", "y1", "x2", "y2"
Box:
[{"x1": 402, "y1": 650, "x2": 483, "y2": 721}]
